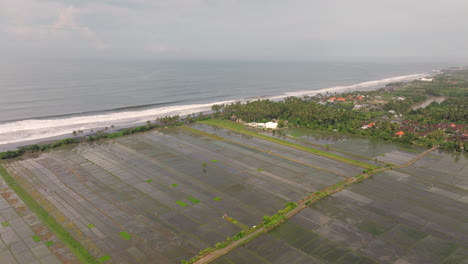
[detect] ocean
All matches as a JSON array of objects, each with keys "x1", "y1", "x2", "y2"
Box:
[{"x1": 0, "y1": 59, "x2": 451, "y2": 151}]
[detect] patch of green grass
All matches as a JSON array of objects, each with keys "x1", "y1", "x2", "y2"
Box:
[
  {"x1": 176, "y1": 200, "x2": 188, "y2": 207},
  {"x1": 146, "y1": 179, "x2": 153, "y2": 183},
  {"x1": 180, "y1": 126, "x2": 225, "y2": 140},
  {"x1": 213, "y1": 197, "x2": 222, "y2": 201},
  {"x1": 119, "y1": 231, "x2": 132, "y2": 240},
  {"x1": 256, "y1": 168, "x2": 263, "y2": 172},
  {"x1": 170, "y1": 183, "x2": 178, "y2": 187},
  {"x1": 32, "y1": 235, "x2": 41, "y2": 242},
  {"x1": 45, "y1": 240, "x2": 55, "y2": 247},
  {"x1": 200, "y1": 119, "x2": 374, "y2": 169},
  {"x1": 211, "y1": 159, "x2": 218, "y2": 162},
  {"x1": 87, "y1": 224, "x2": 95, "y2": 228},
  {"x1": 187, "y1": 196, "x2": 200, "y2": 204},
  {"x1": 1, "y1": 221, "x2": 9, "y2": 227},
  {"x1": 98, "y1": 255, "x2": 111, "y2": 263},
  {"x1": 0, "y1": 165, "x2": 98, "y2": 264}
]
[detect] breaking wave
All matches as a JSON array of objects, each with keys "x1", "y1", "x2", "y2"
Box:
[{"x1": 0, "y1": 72, "x2": 430, "y2": 147}]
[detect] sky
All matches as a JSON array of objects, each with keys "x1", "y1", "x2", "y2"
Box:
[{"x1": 1, "y1": 0, "x2": 468, "y2": 61}]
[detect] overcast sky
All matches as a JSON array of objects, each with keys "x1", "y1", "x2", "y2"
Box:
[{"x1": 1, "y1": 0, "x2": 468, "y2": 61}]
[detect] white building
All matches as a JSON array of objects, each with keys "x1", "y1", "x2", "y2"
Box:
[
  {"x1": 420, "y1": 78, "x2": 433, "y2": 82},
  {"x1": 353, "y1": 105, "x2": 363, "y2": 110},
  {"x1": 265, "y1": 122, "x2": 278, "y2": 129}
]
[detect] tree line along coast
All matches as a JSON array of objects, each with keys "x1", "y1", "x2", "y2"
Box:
[
  {"x1": 211, "y1": 68, "x2": 468, "y2": 152},
  {"x1": 1, "y1": 68, "x2": 467, "y2": 161}
]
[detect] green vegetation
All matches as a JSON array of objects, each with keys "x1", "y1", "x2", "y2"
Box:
[
  {"x1": 263, "y1": 202, "x2": 298, "y2": 229},
  {"x1": 208, "y1": 69, "x2": 468, "y2": 152},
  {"x1": 223, "y1": 215, "x2": 249, "y2": 230},
  {"x1": 0, "y1": 138, "x2": 80, "y2": 160},
  {"x1": 200, "y1": 119, "x2": 374, "y2": 169},
  {"x1": 187, "y1": 196, "x2": 200, "y2": 204},
  {"x1": 45, "y1": 240, "x2": 55, "y2": 247},
  {"x1": 180, "y1": 125, "x2": 225, "y2": 140},
  {"x1": 1, "y1": 221, "x2": 9, "y2": 227},
  {"x1": 87, "y1": 224, "x2": 95, "y2": 228},
  {"x1": 0, "y1": 115, "x2": 189, "y2": 161},
  {"x1": 0, "y1": 165, "x2": 99, "y2": 264},
  {"x1": 213, "y1": 197, "x2": 222, "y2": 201},
  {"x1": 182, "y1": 201, "x2": 297, "y2": 264},
  {"x1": 98, "y1": 255, "x2": 111, "y2": 263},
  {"x1": 256, "y1": 168, "x2": 264, "y2": 172},
  {"x1": 145, "y1": 179, "x2": 153, "y2": 183},
  {"x1": 119, "y1": 231, "x2": 132, "y2": 240},
  {"x1": 32, "y1": 235, "x2": 41, "y2": 242},
  {"x1": 176, "y1": 200, "x2": 188, "y2": 207},
  {"x1": 170, "y1": 183, "x2": 178, "y2": 187},
  {"x1": 211, "y1": 159, "x2": 219, "y2": 162}
]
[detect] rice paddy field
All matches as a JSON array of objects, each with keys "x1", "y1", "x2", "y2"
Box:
[
  {"x1": 285, "y1": 128, "x2": 427, "y2": 165},
  {"x1": 0, "y1": 123, "x2": 363, "y2": 263},
  {"x1": 2, "y1": 123, "x2": 466, "y2": 264},
  {"x1": 0, "y1": 175, "x2": 78, "y2": 264},
  {"x1": 215, "y1": 151, "x2": 468, "y2": 264}
]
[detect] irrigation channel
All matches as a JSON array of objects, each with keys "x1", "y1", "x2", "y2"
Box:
[{"x1": 194, "y1": 146, "x2": 438, "y2": 264}]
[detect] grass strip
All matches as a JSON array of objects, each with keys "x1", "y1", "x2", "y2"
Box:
[
  {"x1": 176, "y1": 200, "x2": 188, "y2": 207},
  {"x1": 180, "y1": 126, "x2": 225, "y2": 140},
  {"x1": 45, "y1": 240, "x2": 55, "y2": 247},
  {"x1": 119, "y1": 231, "x2": 132, "y2": 240},
  {"x1": 187, "y1": 196, "x2": 200, "y2": 204},
  {"x1": 87, "y1": 224, "x2": 95, "y2": 228},
  {"x1": 170, "y1": 183, "x2": 178, "y2": 187},
  {"x1": 182, "y1": 202, "x2": 297, "y2": 264},
  {"x1": 213, "y1": 197, "x2": 222, "y2": 201},
  {"x1": 1, "y1": 221, "x2": 9, "y2": 227},
  {"x1": 146, "y1": 179, "x2": 153, "y2": 183},
  {"x1": 98, "y1": 255, "x2": 111, "y2": 263},
  {"x1": 0, "y1": 164, "x2": 99, "y2": 264},
  {"x1": 200, "y1": 119, "x2": 374, "y2": 169},
  {"x1": 223, "y1": 215, "x2": 249, "y2": 231},
  {"x1": 32, "y1": 235, "x2": 41, "y2": 242}
]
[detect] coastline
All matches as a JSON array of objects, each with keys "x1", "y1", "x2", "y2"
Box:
[{"x1": 0, "y1": 71, "x2": 432, "y2": 152}]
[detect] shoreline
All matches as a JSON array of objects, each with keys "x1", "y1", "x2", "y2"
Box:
[{"x1": 0, "y1": 71, "x2": 433, "y2": 151}]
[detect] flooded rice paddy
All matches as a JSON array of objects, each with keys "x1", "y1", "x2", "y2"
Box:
[
  {"x1": 1, "y1": 124, "x2": 466, "y2": 263},
  {"x1": 215, "y1": 151, "x2": 468, "y2": 264}
]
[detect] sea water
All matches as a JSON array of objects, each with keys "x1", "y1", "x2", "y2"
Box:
[{"x1": 0, "y1": 59, "x2": 450, "y2": 150}]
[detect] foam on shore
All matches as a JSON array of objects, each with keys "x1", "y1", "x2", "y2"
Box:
[{"x1": 0, "y1": 72, "x2": 430, "y2": 148}]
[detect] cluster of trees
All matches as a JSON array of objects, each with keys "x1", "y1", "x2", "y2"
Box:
[
  {"x1": 408, "y1": 98, "x2": 468, "y2": 123},
  {"x1": 210, "y1": 70, "x2": 468, "y2": 152}
]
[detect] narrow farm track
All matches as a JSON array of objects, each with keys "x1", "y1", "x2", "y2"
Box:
[{"x1": 193, "y1": 146, "x2": 439, "y2": 264}]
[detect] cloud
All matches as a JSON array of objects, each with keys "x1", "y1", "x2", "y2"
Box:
[
  {"x1": 44, "y1": 6, "x2": 95, "y2": 37},
  {"x1": 1, "y1": 0, "x2": 468, "y2": 60},
  {"x1": 2, "y1": 2, "x2": 106, "y2": 50}
]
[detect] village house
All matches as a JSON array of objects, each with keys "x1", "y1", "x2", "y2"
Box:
[
  {"x1": 353, "y1": 104, "x2": 363, "y2": 110},
  {"x1": 395, "y1": 131, "x2": 405, "y2": 137},
  {"x1": 420, "y1": 78, "x2": 433, "y2": 82}
]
